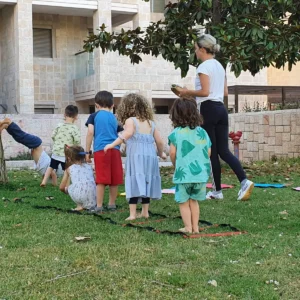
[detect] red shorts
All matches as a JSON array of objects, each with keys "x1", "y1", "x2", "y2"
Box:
[{"x1": 94, "y1": 149, "x2": 123, "y2": 185}]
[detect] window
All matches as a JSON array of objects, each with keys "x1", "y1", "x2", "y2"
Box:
[
  {"x1": 33, "y1": 28, "x2": 53, "y2": 58},
  {"x1": 154, "y1": 106, "x2": 169, "y2": 114},
  {"x1": 34, "y1": 107, "x2": 54, "y2": 114},
  {"x1": 150, "y1": 0, "x2": 165, "y2": 13},
  {"x1": 89, "y1": 106, "x2": 95, "y2": 114}
]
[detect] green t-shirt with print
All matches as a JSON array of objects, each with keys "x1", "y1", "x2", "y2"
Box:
[
  {"x1": 52, "y1": 123, "x2": 81, "y2": 157},
  {"x1": 168, "y1": 126, "x2": 212, "y2": 184}
]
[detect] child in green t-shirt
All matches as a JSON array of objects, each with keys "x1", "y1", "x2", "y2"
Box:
[{"x1": 168, "y1": 97, "x2": 211, "y2": 234}]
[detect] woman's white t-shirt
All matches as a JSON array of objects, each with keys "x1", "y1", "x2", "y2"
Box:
[{"x1": 195, "y1": 58, "x2": 225, "y2": 104}]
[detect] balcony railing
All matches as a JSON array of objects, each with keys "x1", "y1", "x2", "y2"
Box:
[{"x1": 75, "y1": 51, "x2": 94, "y2": 80}]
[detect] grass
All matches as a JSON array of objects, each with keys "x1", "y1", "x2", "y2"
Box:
[{"x1": 0, "y1": 159, "x2": 300, "y2": 299}]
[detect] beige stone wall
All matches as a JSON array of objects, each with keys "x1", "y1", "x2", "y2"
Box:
[
  {"x1": 0, "y1": 113, "x2": 173, "y2": 159},
  {"x1": 2, "y1": 110, "x2": 300, "y2": 162},
  {"x1": 33, "y1": 13, "x2": 93, "y2": 112},
  {"x1": 229, "y1": 109, "x2": 300, "y2": 161},
  {"x1": 99, "y1": 52, "x2": 195, "y2": 97}
]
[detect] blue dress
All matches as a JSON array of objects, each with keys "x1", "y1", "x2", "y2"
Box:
[{"x1": 125, "y1": 117, "x2": 162, "y2": 201}]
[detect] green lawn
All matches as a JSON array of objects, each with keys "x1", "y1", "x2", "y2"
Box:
[{"x1": 0, "y1": 159, "x2": 300, "y2": 299}]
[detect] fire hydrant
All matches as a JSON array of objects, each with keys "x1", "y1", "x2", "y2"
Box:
[{"x1": 229, "y1": 131, "x2": 242, "y2": 159}]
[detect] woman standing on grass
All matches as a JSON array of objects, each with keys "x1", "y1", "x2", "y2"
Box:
[{"x1": 177, "y1": 34, "x2": 254, "y2": 201}]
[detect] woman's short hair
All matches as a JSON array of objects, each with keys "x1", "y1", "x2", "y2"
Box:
[{"x1": 196, "y1": 34, "x2": 221, "y2": 54}]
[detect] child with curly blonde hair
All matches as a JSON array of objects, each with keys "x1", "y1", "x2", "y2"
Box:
[{"x1": 104, "y1": 93, "x2": 166, "y2": 220}]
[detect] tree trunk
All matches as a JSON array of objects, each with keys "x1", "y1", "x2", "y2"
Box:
[
  {"x1": 0, "y1": 135, "x2": 8, "y2": 183},
  {"x1": 212, "y1": 0, "x2": 222, "y2": 25}
]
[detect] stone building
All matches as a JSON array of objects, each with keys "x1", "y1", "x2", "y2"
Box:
[{"x1": 0, "y1": 0, "x2": 284, "y2": 115}]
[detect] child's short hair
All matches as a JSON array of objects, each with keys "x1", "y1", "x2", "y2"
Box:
[
  {"x1": 169, "y1": 97, "x2": 202, "y2": 129},
  {"x1": 64, "y1": 145, "x2": 86, "y2": 167},
  {"x1": 65, "y1": 105, "x2": 78, "y2": 118},
  {"x1": 95, "y1": 91, "x2": 114, "y2": 108},
  {"x1": 117, "y1": 93, "x2": 153, "y2": 124}
]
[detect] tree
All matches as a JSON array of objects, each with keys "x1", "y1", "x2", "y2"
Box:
[
  {"x1": 0, "y1": 136, "x2": 8, "y2": 184},
  {"x1": 83, "y1": 0, "x2": 300, "y2": 77}
]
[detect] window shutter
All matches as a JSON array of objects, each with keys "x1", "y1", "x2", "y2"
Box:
[
  {"x1": 34, "y1": 107, "x2": 54, "y2": 114},
  {"x1": 151, "y1": 0, "x2": 165, "y2": 13},
  {"x1": 33, "y1": 28, "x2": 53, "y2": 58}
]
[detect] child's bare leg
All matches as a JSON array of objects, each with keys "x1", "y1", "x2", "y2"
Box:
[
  {"x1": 108, "y1": 185, "x2": 118, "y2": 206},
  {"x1": 139, "y1": 198, "x2": 150, "y2": 218},
  {"x1": 141, "y1": 204, "x2": 149, "y2": 218},
  {"x1": 41, "y1": 167, "x2": 54, "y2": 186},
  {"x1": 179, "y1": 201, "x2": 192, "y2": 233},
  {"x1": 96, "y1": 184, "x2": 105, "y2": 208},
  {"x1": 126, "y1": 204, "x2": 137, "y2": 221},
  {"x1": 50, "y1": 170, "x2": 57, "y2": 186},
  {"x1": 189, "y1": 199, "x2": 200, "y2": 233},
  {"x1": 31, "y1": 146, "x2": 43, "y2": 165}
]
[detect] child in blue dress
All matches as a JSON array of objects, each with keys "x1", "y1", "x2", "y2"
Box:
[
  {"x1": 104, "y1": 93, "x2": 166, "y2": 220},
  {"x1": 168, "y1": 97, "x2": 212, "y2": 234}
]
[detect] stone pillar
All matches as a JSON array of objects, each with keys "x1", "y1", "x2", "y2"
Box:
[
  {"x1": 133, "y1": 1, "x2": 151, "y2": 30},
  {"x1": 0, "y1": 6, "x2": 16, "y2": 114},
  {"x1": 93, "y1": 0, "x2": 112, "y2": 92},
  {"x1": 133, "y1": 1, "x2": 152, "y2": 102},
  {"x1": 14, "y1": 0, "x2": 34, "y2": 113}
]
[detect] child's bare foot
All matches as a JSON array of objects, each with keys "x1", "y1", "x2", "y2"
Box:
[
  {"x1": 125, "y1": 216, "x2": 136, "y2": 221},
  {"x1": 136, "y1": 213, "x2": 149, "y2": 219},
  {"x1": 192, "y1": 227, "x2": 199, "y2": 233},
  {"x1": 0, "y1": 123, "x2": 8, "y2": 134},
  {"x1": 178, "y1": 227, "x2": 192, "y2": 233},
  {"x1": 72, "y1": 206, "x2": 84, "y2": 211},
  {"x1": 40, "y1": 183, "x2": 46, "y2": 187},
  {"x1": 0, "y1": 117, "x2": 11, "y2": 126}
]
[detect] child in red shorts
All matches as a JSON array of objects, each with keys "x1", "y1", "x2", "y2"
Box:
[{"x1": 89, "y1": 91, "x2": 123, "y2": 213}]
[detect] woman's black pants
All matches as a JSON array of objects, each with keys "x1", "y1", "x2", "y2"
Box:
[{"x1": 200, "y1": 101, "x2": 246, "y2": 191}]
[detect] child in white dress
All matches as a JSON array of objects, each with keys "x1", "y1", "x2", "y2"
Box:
[{"x1": 59, "y1": 145, "x2": 96, "y2": 211}]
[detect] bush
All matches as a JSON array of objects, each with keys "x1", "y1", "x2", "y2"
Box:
[{"x1": 7, "y1": 151, "x2": 32, "y2": 161}]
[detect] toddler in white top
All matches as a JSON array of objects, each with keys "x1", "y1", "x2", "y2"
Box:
[{"x1": 60, "y1": 145, "x2": 96, "y2": 211}]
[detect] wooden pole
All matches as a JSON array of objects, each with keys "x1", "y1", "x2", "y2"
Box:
[
  {"x1": 234, "y1": 86, "x2": 239, "y2": 113},
  {"x1": 0, "y1": 135, "x2": 8, "y2": 184},
  {"x1": 281, "y1": 87, "x2": 285, "y2": 109}
]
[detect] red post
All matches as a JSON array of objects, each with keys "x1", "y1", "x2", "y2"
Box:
[{"x1": 229, "y1": 131, "x2": 242, "y2": 159}]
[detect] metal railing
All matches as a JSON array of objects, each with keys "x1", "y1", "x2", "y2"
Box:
[{"x1": 75, "y1": 51, "x2": 95, "y2": 79}]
